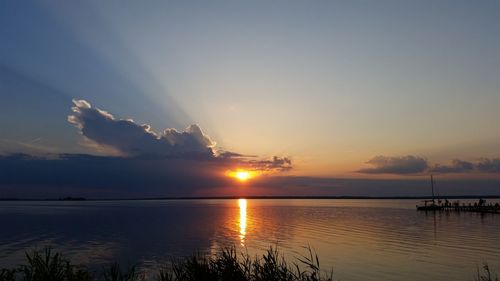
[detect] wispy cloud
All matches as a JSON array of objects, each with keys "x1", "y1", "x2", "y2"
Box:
[{"x1": 0, "y1": 138, "x2": 59, "y2": 155}]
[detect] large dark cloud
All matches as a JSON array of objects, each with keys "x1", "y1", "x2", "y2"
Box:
[
  {"x1": 66, "y1": 99, "x2": 293, "y2": 170},
  {"x1": 3, "y1": 153, "x2": 498, "y2": 199},
  {"x1": 0, "y1": 153, "x2": 229, "y2": 198},
  {"x1": 68, "y1": 99, "x2": 215, "y2": 157},
  {"x1": 357, "y1": 155, "x2": 428, "y2": 174},
  {"x1": 0, "y1": 100, "x2": 294, "y2": 198},
  {"x1": 1, "y1": 151, "x2": 500, "y2": 198},
  {"x1": 0, "y1": 152, "x2": 296, "y2": 199}
]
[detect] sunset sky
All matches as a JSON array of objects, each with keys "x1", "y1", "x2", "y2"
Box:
[{"x1": 1, "y1": 1, "x2": 500, "y2": 198}]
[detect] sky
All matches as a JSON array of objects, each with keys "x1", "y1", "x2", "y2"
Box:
[{"x1": 1, "y1": 1, "x2": 500, "y2": 198}]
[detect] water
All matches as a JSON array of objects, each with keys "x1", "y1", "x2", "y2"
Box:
[{"x1": 1, "y1": 199, "x2": 499, "y2": 280}]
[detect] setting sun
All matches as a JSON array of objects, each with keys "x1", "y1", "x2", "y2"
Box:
[
  {"x1": 236, "y1": 171, "x2": 250, "y2": 181},
  {"x1": 227, "y1": 169, "x2": 257, "y2": 182}
]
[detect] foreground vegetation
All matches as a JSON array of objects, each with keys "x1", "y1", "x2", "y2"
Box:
[
  {"x1": 0, "y1": 248, "x2": 497, "y2": 281},
  {"x1": 0, "y1": 247, "x2": 333, "y2": 281},
  {"x1": 474, "y1": 264, "x2": 499, "y2": 281}
]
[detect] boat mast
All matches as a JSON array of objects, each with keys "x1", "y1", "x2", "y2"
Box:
[{"x1": 430, "y1": 175, "x2": 435, "y2": 201}]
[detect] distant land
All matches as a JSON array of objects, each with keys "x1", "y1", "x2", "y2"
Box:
[{"x1": 1, "y1": 195, "x2": 500, "y2": 201}]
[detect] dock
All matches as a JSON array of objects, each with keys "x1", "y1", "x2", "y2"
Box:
[
  {"x1": 417, "y1": 199, "x2": 500, "y2": 214},
  {"x1": 416, "y1": 175, "x2": 500, "y2": 214}
]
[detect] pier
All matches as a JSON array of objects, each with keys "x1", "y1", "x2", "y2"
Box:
[{"x1": 417, "y1": 198, "x2": 500, "y2": 214}]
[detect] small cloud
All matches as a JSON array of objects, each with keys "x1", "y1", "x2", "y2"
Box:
[
  {"x1": 216, "y1": 151, "x2": 246, "y2": 158},
  {"x1": 358, "y1": 155, "x2": 428, "y2": 175},
  {"x1": 475, "y1": 158, "x2": 500, "y2": 173},
  {"x1": 68, "y1": 99, "x2": 215, "y2": 158},
  {"x1": 247, "y1": 156, "x2": 293, "y2": 172},
  {"x1": 429, "y1": 159, "x2": 474, "y2": 173}
]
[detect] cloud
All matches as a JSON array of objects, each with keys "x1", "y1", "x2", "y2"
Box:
[
  {"x1": 2, "y1": 152, "x2": 500, "y2": 199},
  {"x1": 429, "y1": 159, "x2": 474, "y2": 173},
  {"x1": 68, "y1": 99, "x2": 215, "y2": 158},
  {"x1": 0, "y1": 153, "x2": 231, "y2": 198},
  {"x1": 0, "y1": 100, "x2": 295, "y2": 198},
  {"x1": 429, "y1": 158, "x2": 500, "y2": 174},
  {"x1": 67, "y1": 99, "x2": 293, "y2": 170},
  {"x1": 216, "y1": 151, "x2": 250, "y2": 158},
  {"x1": 359, "y1": 155, "x2": 500, "y2": 175},
  {"x1": 247, "y1": 156, "x2": 292, "y2": 172},
  {"x1": 429, "y1": 159, "x2": 475, "y2": 173},
  {"x1": 357, "y1": 155, "x2": 428, "y2": 174},
  {"x1": 0, "y1": 153, "x2": 295, "y2": 199},
  {"x1": 475, "y1": 158, "x2": 500, "y2": 173}
]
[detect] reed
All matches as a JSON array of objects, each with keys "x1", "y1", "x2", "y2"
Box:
[
  {"x1": 474, "y1": 264, "x2": 499, "y2": 281},
  {"x1": 0, "y1": 247, "x2": 496, "y2": 281},
  {"x1": 0, "y1": 248, "x2": 91, "y2": 281},
  {"x1": 157, "y1": 246, "x2": 333, "y2": 281}
]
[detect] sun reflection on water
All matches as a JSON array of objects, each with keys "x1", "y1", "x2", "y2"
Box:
[{"x1": 238, "y1": 198, "x2": 247, "y2": 246}]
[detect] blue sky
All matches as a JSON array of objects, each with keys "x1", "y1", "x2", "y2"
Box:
[{"x1": 1, "y1": 1, "x2": 500, "y2": 197}]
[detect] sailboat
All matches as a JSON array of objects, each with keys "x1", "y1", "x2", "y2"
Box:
[{"x1": 416, "y1": 175, "x2": 443, "y2": 211}]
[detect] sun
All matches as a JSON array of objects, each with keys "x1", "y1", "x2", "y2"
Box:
[
  {"x1": 236, "y1": 171, "x2": 250, "y2": 181},
  {"x1": 228, "y1": 169, "x2": 256, "y2": 182}
]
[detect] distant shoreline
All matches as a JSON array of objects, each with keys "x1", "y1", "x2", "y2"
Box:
[{"x1": 1, "y1": 195, "x2": 500, "y2": 201}]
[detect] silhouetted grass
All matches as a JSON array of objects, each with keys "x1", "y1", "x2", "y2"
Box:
[
  {"x1": 0, "y1": 248, "x2": 92, "y2": 281},
  {"x1": 473, "y1": 264, "x2": 499, "y2": 281},
  {"x1": 0, "y1": 247, "x2": 333, "y2": 281},
  {"x1": 0, "y1": 247, "x2": 497, "y2": 281},
  {"x1": 0, "y1": 269, "x2": 16, "y2": 281},
  {"x1": 158, "y1": 246, "x2": 333, "y2": 281},
  {"x1": 101, "y1": 262, "x2": 142, "y2": 281}
]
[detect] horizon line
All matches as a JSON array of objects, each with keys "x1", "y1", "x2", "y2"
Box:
[{"x1": 2, "y1": 195, "x2": 500, "y2": 201}]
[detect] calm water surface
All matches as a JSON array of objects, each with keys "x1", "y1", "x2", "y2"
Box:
[{"x1": 1, "y1": 199, "x2": 499, "y2": 280}]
